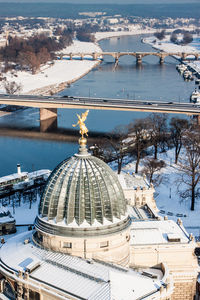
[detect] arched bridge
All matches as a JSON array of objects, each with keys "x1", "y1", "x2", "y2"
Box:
[{"x1": 57, "y1": 51, "x2": 200, "y2": 64}]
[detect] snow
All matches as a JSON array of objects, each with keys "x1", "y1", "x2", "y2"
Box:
[
  {"x1": 0, "y1": 172, "x2": 28, "y2": 184},
  {"x1": 130, "y1": 219, "x2": 189, "y2": 245},
  {"x1": 117, "y1": 147, "x2": 200, "y2": 238},
  {"x1": 0, "y1": 231, "x2": 165, "y2": 300},
  {"x1": 0, "y1": 40, "x2": 102, "y2": 95},
  {"x1": 95, "y1": 27, "x2": 157, "y2": 41},
  {"x1": 143, "y1": 35, "x2": 200, "y2": 78}
]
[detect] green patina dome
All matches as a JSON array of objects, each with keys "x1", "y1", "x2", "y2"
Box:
[{"x1": 38, "y1": 147, "x2": 127, "y2": 227}]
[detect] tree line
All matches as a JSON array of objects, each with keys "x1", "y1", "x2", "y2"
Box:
[
  {"x1": 154, "y1": 29, "x2": 193, "y2": 45},
  {"x1": 90, "y1": 114, "x2": 200, "y2": 211},
  {"x1": 0, "y1": 29, "x2": 73, "y2": 74}
]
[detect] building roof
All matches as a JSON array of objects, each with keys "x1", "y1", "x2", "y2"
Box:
[
  {"x1": 0, "y1": 231, "x2": 166, "y2": 300},
  {"x1": 39, "y1": 145, "x2": 127, "y2": 228},
  {"x1": 117, "y1": 171, "x2": 150, "y2": 190},
  {"x1": 130, "y1": 219, "x2": 190, "y2": 245},
  {"x1": 0, "y1": 208, "x2": 15, "y2": 224}
]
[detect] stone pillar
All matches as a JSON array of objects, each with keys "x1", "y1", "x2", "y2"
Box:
[
  {"x1": 136, "y1": 54, "x2": 142, "y2": 64},
  {"x1": 93, "y1": 53, "x2": 97, "y2": 60},
  {"x1": 17, "y1": 283, "x2": 23, "y2": 300},
  {"x1": 160, "y1": 56, "x2": 165, "y2": 64},
  {"x1": 115, "y1": 58, "x2": 119, "y2": 66},
  {"x1": 40, "y1": 108, "x2": 57, "y2": 132},
  {"x1": 40, "y1": 117, "x2": 57, "y2": 132},
  {"x1": 40, "y1": 108, "x2": 57, "y2": 121}
]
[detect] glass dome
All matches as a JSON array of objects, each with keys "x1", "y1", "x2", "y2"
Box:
[{"x1": 38, "y1": 148, "x2": 127, "y2": 227}]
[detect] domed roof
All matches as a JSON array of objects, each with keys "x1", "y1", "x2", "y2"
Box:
[{"x1": 38, "y1": 144, "x2": 127, "y2": 228}]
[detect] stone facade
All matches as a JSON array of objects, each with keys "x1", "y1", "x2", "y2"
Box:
[
  {"x1": 130, "y1": 238, "x2": 198, "y2": 300},
  {"x1": 34, "y1": 226, "x2": 131, "y2": 267}
]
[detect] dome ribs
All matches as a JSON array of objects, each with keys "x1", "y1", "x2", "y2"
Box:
[
  {"x1": 86, "y1": 158, "x2": 104, "y2": 225},
  {"x1": 83, "y1": 159, "x2": 94, "y2": 225},
  {"x1": 56, "y1": 158, "x2": 77, "y2": 223},
  {"x1": 66, "y1": 159, "x2": 80, "y2": 224},
  {"x1": 38, "y1": 151, "x2": 127, "y2": 229}
]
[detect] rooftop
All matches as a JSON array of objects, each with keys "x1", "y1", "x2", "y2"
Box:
[
  {"x1": 0, "y1": 231, "x2": 166, "y2": 300},
  {"x1": 130, "y1": 219, "x2": 190, "y2": 245}
]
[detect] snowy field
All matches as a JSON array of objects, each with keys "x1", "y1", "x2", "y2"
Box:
[
  {"x1": 143, "y1": 35, "x2": 200, "y2": 74},
  {"x1": 0, "y1": 40, "x2": 102, "y2": 95}
]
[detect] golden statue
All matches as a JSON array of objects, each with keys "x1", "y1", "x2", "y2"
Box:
[{"x1": 72, "y1": 110, "x2": 89, "y2": 138}]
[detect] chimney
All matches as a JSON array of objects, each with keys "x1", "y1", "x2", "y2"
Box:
[{"x1": 17, "y1": 164, "x2": 21, "y2": 175}]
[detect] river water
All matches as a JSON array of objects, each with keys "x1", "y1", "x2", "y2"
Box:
[{"x1": 0, "y1": 34, "x2": 196, "y2": 176}]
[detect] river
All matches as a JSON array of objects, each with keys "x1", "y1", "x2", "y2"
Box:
[{"x1": 0, "y1": 34, "x2": 196, "y2": 176}]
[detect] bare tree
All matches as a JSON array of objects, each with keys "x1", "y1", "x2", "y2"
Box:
[
  {"x1": 128, "y1": 119, "x2": 149, "y2": 173},
  {"x1": 170, "y1": 117, "x2": 189, "y2": 164},
  {"x1": 147, "y1": 113, "x2": 168, "y2": 160},
  {"x1": 142, "y1": 158, "x2": 166, "y2": 185},
  {"x1": 3, "y1": 80, "x2": 22, "y2": 94},
  {"x1": 177, "y1": 128, "x2": 200, "y2": 211},
  {"x1": 106, "y1": 125, "x2": 130, "y2": 174},
  {"x1": 94, "y1": 125, "x2": 130, "y2": 174},
  {"x1": 19, "y1": 51, "x2": 40, "y2": 74},
  {"x1": 154, "y1": 30, "x2": 166, "y2": 40}
]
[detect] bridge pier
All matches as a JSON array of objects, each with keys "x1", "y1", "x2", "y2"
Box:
[
  {"x1": 136, "y1": 54, "x2": 142, "y2": 64},
  {"x1": 160, "y1": 56, "x2": 165, "y2": 64},
  {"x1": 115, "y1": 58, "x2": 119, "y2": 66},
  {"x1": 40, "y1": 108, "x2": 58, "y2": 132},
  {"x1": 93, "y1": 53, "x2": 98, "y2": 60},
  {"x1": 40, "y1": 117, "x2": 57, "y2": 132}
]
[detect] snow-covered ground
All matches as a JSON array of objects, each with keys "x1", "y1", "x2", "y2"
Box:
[
  {"x1": 0, "y1": 29, "x2": 158, "y2": 96},
  {"x1": 95, "y1": 27, "x2": 157, "y2": 41},
  {"x1": 143, "y1": 35, "x2": 200, "y2": 76},
  {"x1": 111, "y1": 147, "x2": 200, "y2": 237},
  {"x1": 0, "y1": 40, "x2": 102, "y2": 95}
]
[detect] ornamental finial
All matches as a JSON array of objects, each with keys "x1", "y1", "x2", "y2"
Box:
[{"x1": 72, "y1": 110, "x2": 89, "y2": 142}]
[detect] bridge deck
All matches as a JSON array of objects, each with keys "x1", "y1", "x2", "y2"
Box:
[{"x1": 0, "y1": 95, "x2": 200, "y2": 115}]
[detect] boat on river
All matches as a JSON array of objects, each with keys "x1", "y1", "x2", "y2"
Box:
[
  {"x1": 0, "y1": 164, "x2": 51, "y2": 197},
  {"x1": 176, "y1": 64, "x2": 187, "y2": 74},
  {"x1": 190, "y1": 88, "x2": 200, "y2": 103},
  {"x1": 183, "y1": 70, "x2": 193, "y2": 80}
]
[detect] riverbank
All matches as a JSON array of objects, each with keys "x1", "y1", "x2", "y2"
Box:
[
  {"x1": 143, "y1": 35, "x2": 200, "y2": 77},
  {"x1": 0, "y1": 29, "x2": 158, "y2": 97},
  {"x1": 0, "y1": 40, "x2": 102, "y2": 96},
  {"x1": 95, "y1": 27, "x2": 157, "y2": 41}
]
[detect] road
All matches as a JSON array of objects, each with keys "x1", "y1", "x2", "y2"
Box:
[{"x1": 0, "y1": 94, "x2": 200, "y2": 115}]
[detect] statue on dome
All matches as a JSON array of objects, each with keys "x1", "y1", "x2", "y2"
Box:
[{"x1": 73, "y1": 110, "x2": 89, "y2": 138}]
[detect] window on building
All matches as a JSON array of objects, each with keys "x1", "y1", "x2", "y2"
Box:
[
  {"x1": 63, "y1": 242, "x2": 72, "y2": 248},
  {"x1": 100, "y1": 241, "x2": 109, "y2": 248},
  {"x1": 29, "y1": 290, "x2": 40, "y2": 300}
]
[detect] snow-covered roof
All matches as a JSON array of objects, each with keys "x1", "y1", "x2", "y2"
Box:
[
  {"x1": 28, "y1": 169, "x2": 51, "y2": 179},
  {"x1": 130, "y1": 219, "x2": 189, "y2": 245},
  {"x1": 117, "y1": 171, "x2": 150, "y2": 190},
  {"x1": 0, "y1": 208, "x2": 15, "y2": 223},
  {"x1": 0, "y1": 172, "x2": 28, "y2": 184},
  {"x1": 0, "y1": 231, "x2": 165, "y2": 300}
]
